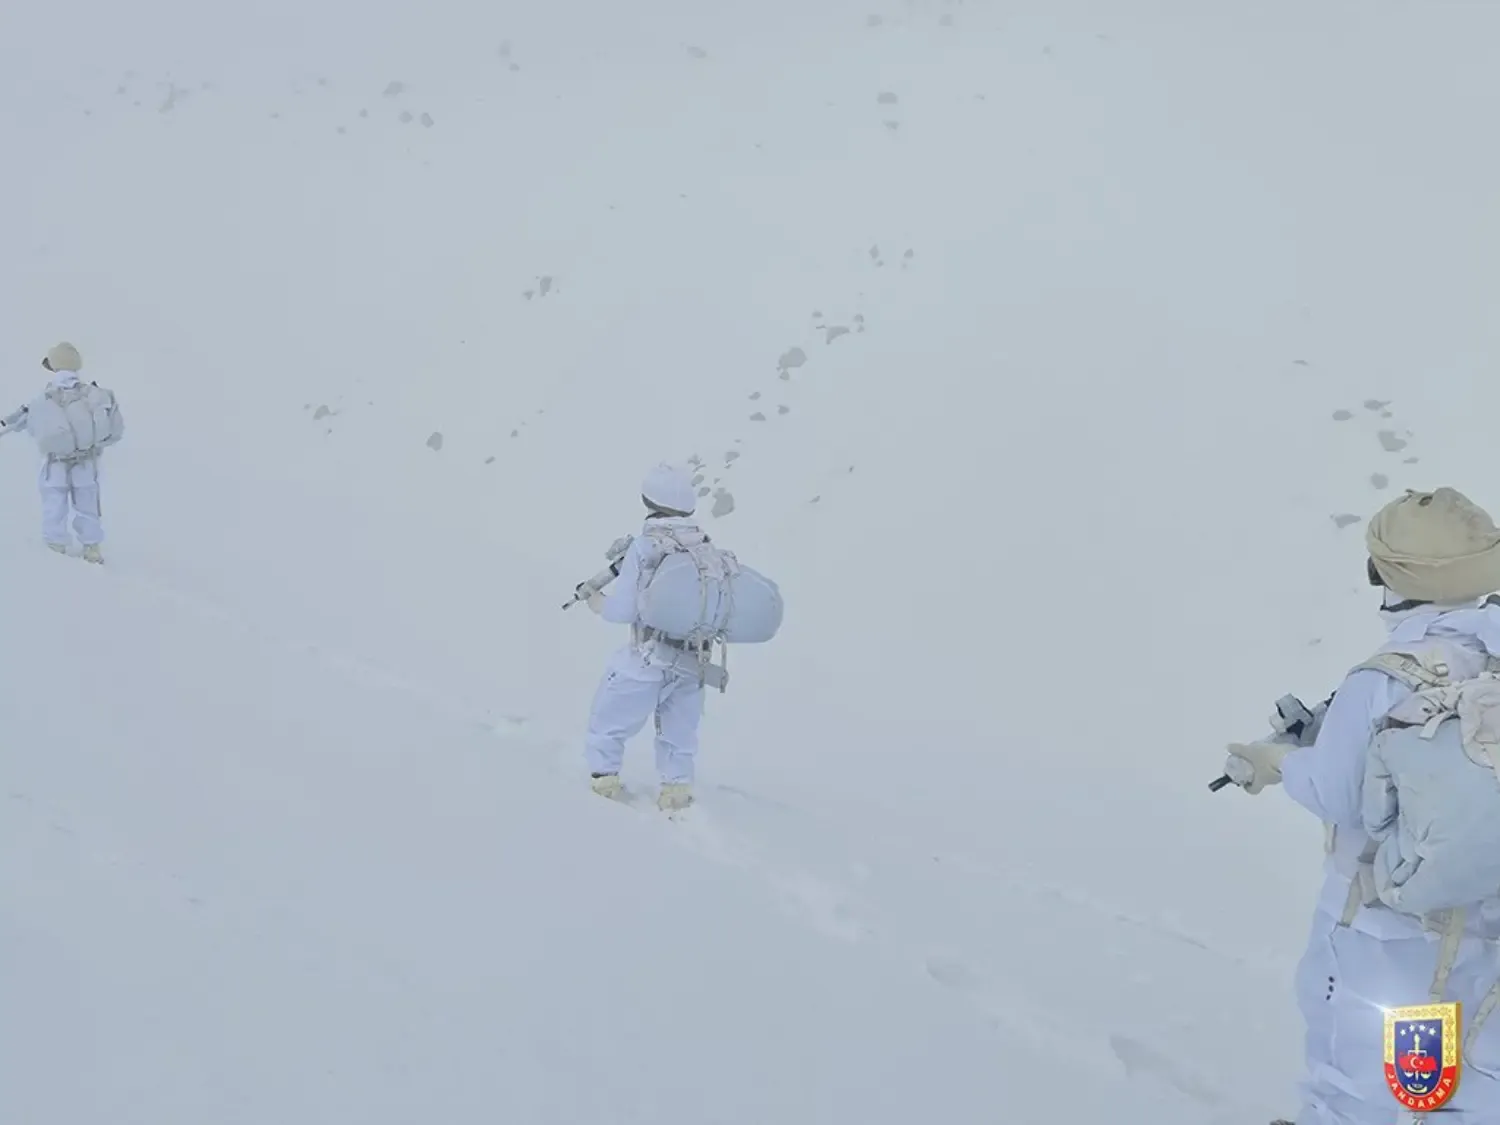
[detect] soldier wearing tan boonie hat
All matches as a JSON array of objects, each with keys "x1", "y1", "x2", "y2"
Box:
[
  {"x1": 0, "y1": 340, "x2": 122, "y2": 564},
  {"x1": 1365, "y1": 487, "x2": 1500, "y2": 605},
  {"x1": 1219, "y1": 483, "x2": 1500, "y2": 1125}
]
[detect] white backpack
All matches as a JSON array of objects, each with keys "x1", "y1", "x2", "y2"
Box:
[
  {"x1": 1328, "y1": 644, "x2": 1500, "y2": 920},
  {"x1": 28, "y1": 381, "x2": 123, "y2": 461},
  {"x1": 636, "y1": 524, "x2": 784, "y2": 646},
  {"x1": 1345, "y1": 649, "x2": 1500, "y2": 1044},
  {"x1": 1361, "y1": 656, "x2": 1500, "y2": 919}
]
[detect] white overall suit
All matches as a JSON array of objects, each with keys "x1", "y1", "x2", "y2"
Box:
[
  {"x1": 1279, "y1": 601, "x2": 1500, "y2": 1124},
  {"x1": 1, "y1": 346, "x2": 123, "y2": 555},
  {"x1": 583, "y1": 514, "x2": 710, "y2": 790}
]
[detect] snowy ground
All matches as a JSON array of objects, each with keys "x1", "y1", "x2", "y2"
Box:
[{"x1": 3, "y1": 1, "x2": 1499, "y2": 1122}]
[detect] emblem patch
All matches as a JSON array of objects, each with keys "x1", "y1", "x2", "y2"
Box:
[{"x1": 1384, "y1": 1002, "x2": 1462, "y2": 1112}]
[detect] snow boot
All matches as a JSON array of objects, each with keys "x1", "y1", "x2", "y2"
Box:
[
  {"x1": 82, "y1": 544, "x2": 103, "y2": 565},
  {"x1": 46, "y1": 542, "x2": 66, "y2": 555},
  {"x1": 658, "y1": 782, "x2": 692, "y2": 811},
  {"x1": 590, "y1": 773, "x2": 623, "y2": 799}
]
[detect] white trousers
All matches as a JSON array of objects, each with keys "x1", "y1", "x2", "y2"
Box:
[
  {"x1": 1294, "y1": 900, "x2": 1500, "y2": 1123},
  {"x1": 584, "y1": 645, "x2": 705, "y2": 784},
  {"x1": 40, "y1": 475, "x2": 103, "y2": 547}
]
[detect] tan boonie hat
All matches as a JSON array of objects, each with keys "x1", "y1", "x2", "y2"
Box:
[
  {"x1": 44, "y1": 342, "x2": 82, "y2": 372},
  {"x1": 1366, "y1": 487, "x2": 1500, "y2": 604}
]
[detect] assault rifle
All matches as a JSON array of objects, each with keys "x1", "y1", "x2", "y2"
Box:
[
  {"x1": 561, "y1": 536, "x2": 632, "y2": 610},
  {"x1": 1209, "y1": 692, "x2": 1331, "y2": 792}
]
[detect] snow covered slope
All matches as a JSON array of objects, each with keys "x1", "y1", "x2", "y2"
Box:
[{"x1": 3, "y1": 0, "x2": 1499, "y2": 1121}]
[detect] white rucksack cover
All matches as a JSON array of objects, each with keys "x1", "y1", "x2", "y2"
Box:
[
  {"x1": 28, "y1": 381, "x2": 122, "y2": 460},
  {"x1": 1362, "y1": 665, "x2": 1500, "y2": 917},
  {"x1": 636, "y1": 527, "x2": 783, "y2": 644}
]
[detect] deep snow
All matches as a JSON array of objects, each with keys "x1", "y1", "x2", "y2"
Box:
[{"x1": 3, "y1": 0, "x2": 1499, "y2": 1121}]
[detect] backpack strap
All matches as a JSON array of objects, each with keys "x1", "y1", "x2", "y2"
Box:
[
  {"x1": 1353, "y1": 650, "x2": 1455, "y2": 692},
  {"x1": 1338, "y1": 838, "x2": 1382, "y2": 927},
  {"x1": 1468, "y1": 959, "x2": 1500, "y2": 1057},
  {"x1": 1428, "y1": 908, "x2": 1466, "y2": 1001},
  {"x1": 639, "y1": 523, "x2": 686, "y2": 570}
]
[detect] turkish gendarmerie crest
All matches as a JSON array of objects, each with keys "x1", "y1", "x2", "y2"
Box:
[{"x1": 1384, "y1": 1002, "x2": 1461, "y2": 1112}]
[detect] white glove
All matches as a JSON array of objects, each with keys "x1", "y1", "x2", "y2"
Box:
[
  {"x1": 1223, "y1": 741, "x2": 1292, "y2": 795},
  {"x1": 605, "y1": 535, "x2": 633, "y2": 560},
  {"x1": 586, "y1": 588, "x2": 606, "y2": 614}
]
